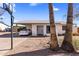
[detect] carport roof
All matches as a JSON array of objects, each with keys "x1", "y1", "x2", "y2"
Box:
[
  {"x1": 14, "y1": 20, "x2": 49, "y2": 24},
  {"x1": 14, "y1": 20, "x2": 66, "y2": 25}
]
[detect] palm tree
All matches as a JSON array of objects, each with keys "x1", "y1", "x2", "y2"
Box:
[
  {"x1": 61, "y1": 3, "x2": 75, "y2": 52},
  {"x1": 48, "y1": 3, "x2": 59, "y2": 50}
]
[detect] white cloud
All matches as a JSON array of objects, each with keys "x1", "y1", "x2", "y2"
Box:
[
  {"x1": 29, "y1": 3, "x2": 59, "y2": 11},
  {"x1": 53, "y1": 7, "x2": 59, "y2": 11},
  {"x1": 29, "y1": 3, "x2": 38, "y2": 6}
]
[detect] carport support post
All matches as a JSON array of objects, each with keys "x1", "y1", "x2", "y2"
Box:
[{"x1": 16, "y1": 24, "x2": 18, "y2": 37}]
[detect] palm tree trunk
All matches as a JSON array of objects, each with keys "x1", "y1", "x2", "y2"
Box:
[
  {"x1": 48, "y1": 3, "x2": 59, "y2": 51},
  {"x1": 61, "y1": 3, "x2": 75, "y2": 52}
]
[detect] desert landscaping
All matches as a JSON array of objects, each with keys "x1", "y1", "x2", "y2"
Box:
[{"x1": 0, "y1": 32, "x2": 79, "y2": 56}]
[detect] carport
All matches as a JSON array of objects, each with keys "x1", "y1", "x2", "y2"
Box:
[
  {"x1": 13, "y1": 23, "x2": 32, "y2": 36},
  {"x1": 13, "y1": 20, "x2": 50, "y2": 36}
]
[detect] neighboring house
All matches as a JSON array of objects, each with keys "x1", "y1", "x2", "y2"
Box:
[
  {"x1": 13, "y1": 20, "x2": 78, "y2": 36},
  {"x1": 0, "y1": 21, "x2": 10, "y2": 31}
]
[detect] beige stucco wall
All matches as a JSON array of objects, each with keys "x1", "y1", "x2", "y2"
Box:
[
  {"x1": 32, "y1": 24, "x2": 37, "y2": 36},
  {"x1": 56, "y1": 24, "x2": 63, "y2": 35},
  {"x1": 31, "y1": 24, "x2": 48, "y2": 36}
]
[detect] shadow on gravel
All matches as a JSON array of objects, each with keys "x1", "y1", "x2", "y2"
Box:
[{"x1": 7, "y1": 48, "x2": 79, "y2": 56}]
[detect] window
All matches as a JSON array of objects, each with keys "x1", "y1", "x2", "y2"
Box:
[
  {"x1": 62, "y1": 25, "x2": 66, "y2": 30},
  {"x1": 46, "y1": 25, "x2": 50, "y2": 33}
]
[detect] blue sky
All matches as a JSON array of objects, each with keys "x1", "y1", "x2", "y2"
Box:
[
  {"x1": 0, "y1": 3, "x2": 79, "y2": 26},
  {"x1": 14, "y1": 3, "x2": 68, "y2": 22}
]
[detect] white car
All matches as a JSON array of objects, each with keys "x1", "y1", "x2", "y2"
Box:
[{"x1": 19, "y1": 30, "x2": 30, "y2": 36}]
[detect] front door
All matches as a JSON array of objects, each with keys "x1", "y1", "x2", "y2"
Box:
[{"x1": 37, "y1": 25, "x2": 44, "y2": 36}]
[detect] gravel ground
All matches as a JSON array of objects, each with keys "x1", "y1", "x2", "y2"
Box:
[
  {"x1": 4, "y1": 36, "x2": 79, "y2": 56},
  {"x1": 1, "y1": 32, "x2": 79, "y2": 56}
]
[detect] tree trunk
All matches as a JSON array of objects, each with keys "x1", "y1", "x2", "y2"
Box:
[
  {"x1": 61, "y1": 3, "x2": 75, "y2": 52},
  {"x1": 48, "y1": 3, "x2": 59, "y2": 51}
]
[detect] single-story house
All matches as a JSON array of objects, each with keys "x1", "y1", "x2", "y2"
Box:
[
  {"x1": 0, "y1": 21, "x2": 10, "y2": 31},
  {"x1": 13, "y1": 20, "x2": 78, "y2": 36}
]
